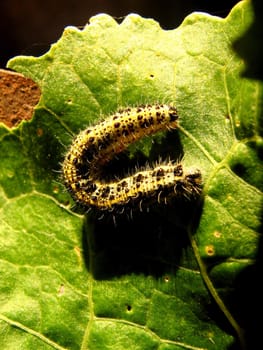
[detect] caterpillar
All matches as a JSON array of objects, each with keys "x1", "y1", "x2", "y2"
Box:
[{"x1": 62, "y1": 104, "x2": 202, "y2": 213}]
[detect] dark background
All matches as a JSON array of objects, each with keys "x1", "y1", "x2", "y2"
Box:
[{"x1": 0, "y1": 0, "x2": 239, "y2": 68}]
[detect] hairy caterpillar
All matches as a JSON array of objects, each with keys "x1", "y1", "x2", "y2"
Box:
[{"x1": 62, "y1": 104, "x2": 202, "y2": 212}]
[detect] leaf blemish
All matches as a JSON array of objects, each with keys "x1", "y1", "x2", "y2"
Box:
[
  {"x1": 214, "y1": 231, "x2": 221, "y2": 238},
  {"x1": 37, "y1": 128, "x2": 44, "y2": 137},
  {"x1": 205, "y1": 245, "x2": 215, "y2": 256},
  {"x1": 164, "y1": 276, "x2": 170, "y2": 283},
  {"x1": 58, "y1": 284, "x2": 65, "y2": 296},
  {"x1": 126, "y1": 305, "x2": 132, "y2": 312}
]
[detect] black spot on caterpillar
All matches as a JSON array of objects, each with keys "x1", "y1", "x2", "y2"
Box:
[{"x1": 62, "y1": 104, "x2": 202, "y2": 213}]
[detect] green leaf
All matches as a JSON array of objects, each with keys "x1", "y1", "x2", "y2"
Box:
[{"x1": 1, "y1": 1, "x2": 262, "y2": 349}]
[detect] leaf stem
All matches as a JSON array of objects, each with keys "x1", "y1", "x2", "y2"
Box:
[
  {"x1": 0, "y1": 314, "x2": 67, "y2": 350},
  {"x1": 188, "y1": 229, "x2": 247, "y2": 350}
]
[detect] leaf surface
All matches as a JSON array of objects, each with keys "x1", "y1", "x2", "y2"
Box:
[{"x1": 1, "y1": 1, "x2": 262, "y2": 349}]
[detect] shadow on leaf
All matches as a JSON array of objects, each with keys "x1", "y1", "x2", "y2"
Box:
[
  {"x1": 80, "y1": 130, "x2": 203, "y2": 279},
  {"x1": 82, "y1": 197, "x2": 203, "y2": 280}
]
